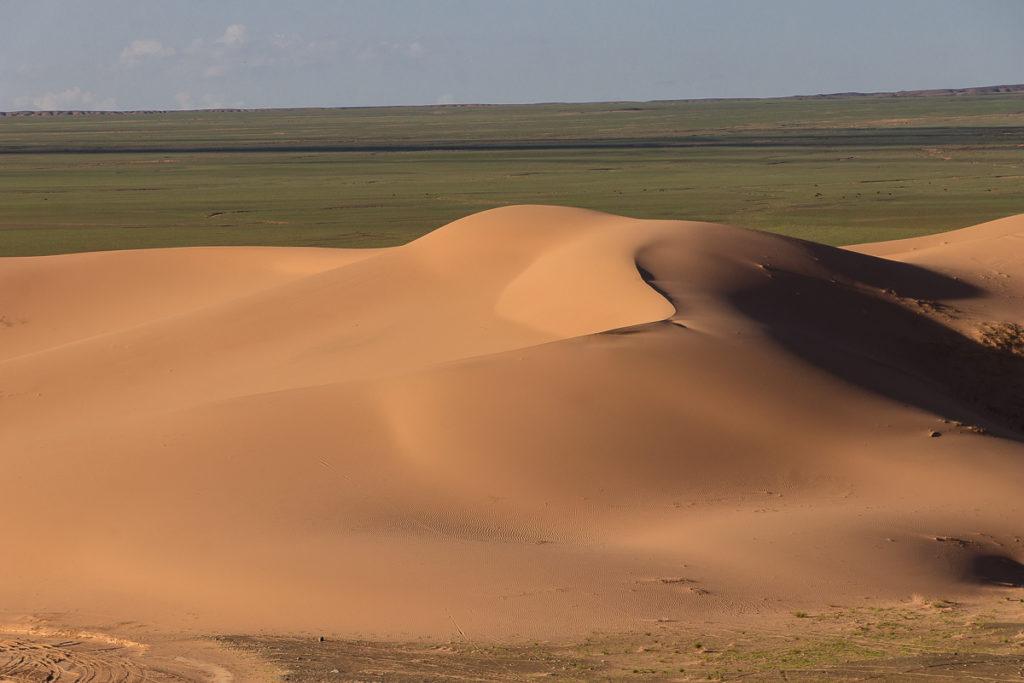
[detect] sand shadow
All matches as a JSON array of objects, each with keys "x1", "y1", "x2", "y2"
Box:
[
  {"x1": 641, "y1": 235, "x2": 1024, "y2": 439},
  {"x1": 729, "y1": 248, "x2": 1024, "y2": 437},
  {"x1": 970, "y1": 555, "x2": 1024, "y2": 587}
]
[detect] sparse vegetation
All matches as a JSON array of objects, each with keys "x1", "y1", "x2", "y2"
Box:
[
  {"x1": 217, "y1": 596, "x2": 1024, "y2": 681},
  {"x1": 978, "y1": 321, "x2": 1024, "y2": 356}
]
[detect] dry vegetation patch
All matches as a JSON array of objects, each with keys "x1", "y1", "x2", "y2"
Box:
[
  {"x1": 978, "y1": 321, "x2": 1024, "y2": 356},
  {"x1": 217, "y1": 596, "x2": 1024, "y2": 681}
]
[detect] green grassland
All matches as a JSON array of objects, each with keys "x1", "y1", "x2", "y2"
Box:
[{"x1": 2, "y1": 92, "x2": 1023, "y2": 256}]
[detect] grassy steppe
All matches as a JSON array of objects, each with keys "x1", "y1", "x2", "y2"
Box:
[
  {"x1": 2, "y1": 93, "x2": 1024, "y2": 256},
  {"x1": 219, "y1": 596, "x2": 1024, "y2": 681}
]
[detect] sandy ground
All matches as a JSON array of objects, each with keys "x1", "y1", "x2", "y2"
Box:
[{"x1": 2, "y1": 206, "x2": 1023, "y2": 677}]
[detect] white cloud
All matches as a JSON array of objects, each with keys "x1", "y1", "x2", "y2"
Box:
[
  {"x1": 408, "y1": 42, "x2": 425, "y2": 58},
  {"x1": 436, "y1": 93, "x2": 455, "y2": 105},
  {"x1": 216, "y1": 24, "x2": 247, "y2": 46},
  {"x1": 118, "y1": 39, "x2": 175, "y2": 66},
  {"x1": 184, "y1": 38, "x2": 204, "y2": 55},
  {"x1": 15, "y1": 87, "x2": 116, "y2": 111},
  {"x1": 197, "y1": 25, "x2": 250, "y2": 77}
]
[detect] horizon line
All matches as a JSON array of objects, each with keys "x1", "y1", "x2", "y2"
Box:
[{"x1": 3, "y1": 83, "x2": 1023, "y2": 117}]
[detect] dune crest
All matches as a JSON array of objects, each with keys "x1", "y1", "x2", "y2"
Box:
[{"x1": 2, "y1": 205, "x2": 1023, "y2": 638}]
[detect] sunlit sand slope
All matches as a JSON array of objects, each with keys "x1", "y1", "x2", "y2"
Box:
[{"x1": 2, "y1": 206, "x2": 1022, "y2": 639}]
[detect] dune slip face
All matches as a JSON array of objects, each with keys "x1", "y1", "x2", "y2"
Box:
[{"x1": 2, "y1": 205, "x2": 1023, "y2": 642}]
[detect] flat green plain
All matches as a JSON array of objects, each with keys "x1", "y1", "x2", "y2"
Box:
[{"x1": 2, "y1": 93, "x2": 1023, "y2": 256}]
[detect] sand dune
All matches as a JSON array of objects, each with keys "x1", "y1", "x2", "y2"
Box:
[{"x1": 2, "y1": 205, "x2": 1022, "y2": 639}]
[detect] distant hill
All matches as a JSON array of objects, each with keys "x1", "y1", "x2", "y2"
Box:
[
  {"x1": 3, "y1": 84, "x2": 1024, "y2": 116},
  {"x1": 797, "y1": 83, "x2": 1024, "y2": 99}
]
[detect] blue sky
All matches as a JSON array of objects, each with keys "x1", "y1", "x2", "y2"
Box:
[{"x1": 2, "y1": 0, "x2": 1022, "y2": 111}]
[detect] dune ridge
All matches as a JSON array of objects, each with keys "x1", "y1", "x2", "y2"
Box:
[{"x1": 2, "y1": 205, "x2": 1023, "y2": 639}]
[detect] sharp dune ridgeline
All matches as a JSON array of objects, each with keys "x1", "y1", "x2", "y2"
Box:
[{"x1": 2, "y1": 205, "x2": 1023, "y2": 639}]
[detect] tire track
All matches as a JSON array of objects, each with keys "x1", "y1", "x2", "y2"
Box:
[{"x1": 0, "y1": 635, "x2": 210, "y2": 682}]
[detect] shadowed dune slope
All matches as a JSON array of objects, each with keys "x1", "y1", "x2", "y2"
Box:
[
  {"x1": 2, "y1": 205, "x2": 1023, "y2": 639},
  {"x1": 851, "y1": 213, "x2": 1024, "y2": 321}
]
